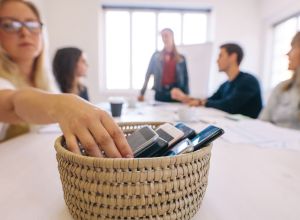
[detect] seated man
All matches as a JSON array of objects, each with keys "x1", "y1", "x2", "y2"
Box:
[{"x1": 172, "y1": 43, "x2": 262, "y2": 118}]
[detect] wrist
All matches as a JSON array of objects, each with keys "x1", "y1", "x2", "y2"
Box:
[{"x1": 49, "y1": 93, "x2": 73, "y2": 123}]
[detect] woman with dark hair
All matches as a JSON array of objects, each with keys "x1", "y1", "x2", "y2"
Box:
[
  {"x1": 259, "y1": 32, "x2": 300, "y2": 129},
  {"x1": 53, "y1": 47, "x2": 89, "y2": 101},
  {"x1": 138, "y1": 28, "x2": 189, "y2": 102}
]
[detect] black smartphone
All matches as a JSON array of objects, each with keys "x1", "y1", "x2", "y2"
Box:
[
  {"x1": 175, "y1": 123, "x2": 196, "y2": 140},
  {"x1": 135, "y1": 137, "x2": 168, "y2": 158},
  {"x1": 192, "y1": 125, "x2": 224, "y2": 151},
  {"x1": 163, "y1": 138, "x2": 194, "y2": 156},
  {"x1": 126, "y1": 126, "x2": 159, "y2": 156}
]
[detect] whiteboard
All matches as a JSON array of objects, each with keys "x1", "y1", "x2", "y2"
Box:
[{"x1": 177, "y1": 43, "x2": 213, "y2": 98}]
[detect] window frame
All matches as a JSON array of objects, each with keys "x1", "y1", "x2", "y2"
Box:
[
  {"x1": 269, "y1": 12, "x2": 300, "y2": 89},
  {"x1": 101, "y1": 5, "x2": 211, "y2": 93}
]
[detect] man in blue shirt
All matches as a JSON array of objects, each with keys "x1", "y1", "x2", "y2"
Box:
[{"x1": 171, "y1": 43, "x2": 262, "y2": 118}]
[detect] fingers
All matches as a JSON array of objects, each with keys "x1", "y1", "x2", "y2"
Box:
[
  {"x1": 60, "y1": 119, "x2": 103, "y2": 157},
  {"x1": 58, "y1": 98, "x2": 132, "y2": 158},
  {"x1": 99, "y1": 111, "x2": 133, "y2": 158},
  {"x1": 188, "y1": 99, "x2": 201, "y2": 107},
  {"x1": 64, "y1": 133, "x2": 81, "y2": 155},
  {"x1": 138, "y1": 95, "x2": 144, "y2": 102},
  {"x1": 88, "y1": 120, "x2": 122, "y2": 158},
  {"x1": 75, "y1": 127, "x2": 103, "y2": 157}
]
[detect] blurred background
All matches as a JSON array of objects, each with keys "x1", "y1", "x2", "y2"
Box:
[{"x1": 31, "y1": 0, "x2": 300, "y2": 103}]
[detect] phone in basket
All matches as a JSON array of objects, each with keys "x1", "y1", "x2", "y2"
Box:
[
  {"x1": 192, "y1": 125, "x2": 224, "y2": 151},
  {"x1": 155, "y1": 123, "x2": 184, "y2": 146},
  {"x1": 175, "y1": 123, "x2": 196, "y2": 139},
  {"x1": 163, "y1": 138, "x2": 194, "y2": 156},
  {"x1": 126, "y1": 126, "x2": 159, "y2": 156},
  {"x1": 135, "y1": 137, "x2": 168, "y2": 158}
]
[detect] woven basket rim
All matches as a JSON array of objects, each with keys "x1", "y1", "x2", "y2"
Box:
[
  {"x1": 55, "y1": 136, "x2": 212, "y2": 164},
  {"x1": 54, "y1": 121, "x2": 212, "y2": 165}
]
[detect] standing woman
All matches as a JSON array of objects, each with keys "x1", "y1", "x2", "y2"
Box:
[
  {"x1": 0, "y1": 0, "x2": 133, "y2": 158},
  {"x1": 138, "y1": 28, "x2": 189, "y2": 102},
  {"x1": 53, "y1": 47, "x2": 89, "y2": 101},
  {"x1": 259, "y1": 32, "x2": 300, "y2": 129}
]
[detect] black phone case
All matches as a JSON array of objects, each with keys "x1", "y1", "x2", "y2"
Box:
[
  {"x1": 175, "y1": 123, "x2": 197, "y2": 140},
  {"x1": 135, "y1": 137, "x2": 168, "y2": 158},
  {"x1": 192, "y1": 125, "x2": 224, "y2": 151}
]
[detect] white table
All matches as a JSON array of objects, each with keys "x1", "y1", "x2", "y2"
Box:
[{"x1": 1, "y1": 103, "x2": 300, "y2": 220}]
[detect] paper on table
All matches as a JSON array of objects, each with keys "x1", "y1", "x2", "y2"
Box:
[{"x1": 219, "y1": 119, "x2": 300, "y2": 151}]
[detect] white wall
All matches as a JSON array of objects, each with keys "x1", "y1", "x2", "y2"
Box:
[{"x1": 36, "y1": 0, "x2": 263, "y2": 103}]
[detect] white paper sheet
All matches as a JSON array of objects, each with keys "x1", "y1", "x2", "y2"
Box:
[{"x1": 219, "y1": 119, "x2": 300, "y2": 150}]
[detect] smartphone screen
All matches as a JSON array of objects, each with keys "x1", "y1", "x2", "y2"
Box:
[
  {"x1": 192, "y1": 125, "x2": 224, "y2": 151},
  {"x1": 175, "y1": 123, "x2": 196, "y2": 139},
  {"x1": 126, "y1": 126, "x2": 159, "y2": 155}
]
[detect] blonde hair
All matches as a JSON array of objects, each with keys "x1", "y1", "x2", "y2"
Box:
[
  {"x1": 282, "y1": 32, "x2": 300, "y2": 91},
  {"x1": 0, "y1": 0, "x2": 49, "y2": 90}
]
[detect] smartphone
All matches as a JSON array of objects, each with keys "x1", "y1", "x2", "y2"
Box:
[
  {"x1": 126, "y1": 126, "x2": 159, "y2": 156},
  {"x1": 175, "y1": 123, "x2": 196, "y2": 139},
  {"x1": 135, "y1": 137, "x2": 168, "y2": 158},
  {"x1": 155, "y1": 123, "x2": 184, "y2": 146},
  {"x1": 192, "y1": 125, "x2": 224, "y2": 151},
  {"x1": 163, "y1": 138, "x2": 194, "y2": 156}
]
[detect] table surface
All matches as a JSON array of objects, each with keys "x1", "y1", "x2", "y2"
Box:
[{"x1": 1, "y1": 103, "x2": 300, "y2": 220}]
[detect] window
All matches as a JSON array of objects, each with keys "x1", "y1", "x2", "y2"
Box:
[
  {"x1": 271, "y1": 14, "x2": 300, "y2": 88},
  {"x1": 104, "y1": 6, "x2": 210, "y2": 90}
]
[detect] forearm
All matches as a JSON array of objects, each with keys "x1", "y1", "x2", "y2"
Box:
[
  {"x1": 140, "y1": 74, "x2": 151, "y2": 96},
  {"x1": 0, "y1": 90, "x2": 23, "y2": 123},
  {"x1": 12, "y1": 88, "x2": 72, "y2": 124},
  {"x1": 3, "y1": 88, "x2": 134, "y2": 158}
]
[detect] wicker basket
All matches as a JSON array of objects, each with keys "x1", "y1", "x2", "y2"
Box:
[{"x1": 54, "y1": 122, "x2": 212, "y2": 220}]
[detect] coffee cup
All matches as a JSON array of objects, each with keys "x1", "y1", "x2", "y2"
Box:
[
  {"x1": 127, "y1": 97, "x2": 137, "y2": 108},
  {"x1": 108, "y1": 97, "x2": 124, "y2": 117},
  {"x1": 178, "y1": 107, "x2": 197, "y2": 122}
]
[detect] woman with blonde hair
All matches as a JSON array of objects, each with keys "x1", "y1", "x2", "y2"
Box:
[
  {"x1": 0, "y1": 0, "x2": 133, "y2": 158},
  {"x1": 259, "y1": 32, "x2": 300, "y2": 129},
  {"x1": 138, "y1": 28, "x2": 189, "y2": 102}
]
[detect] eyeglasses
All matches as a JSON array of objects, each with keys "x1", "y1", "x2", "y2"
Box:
[{"x1": 0, "y1": 17, "x2": 43, "y2": 34}]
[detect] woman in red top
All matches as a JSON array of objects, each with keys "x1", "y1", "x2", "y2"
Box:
[{"x1": 138, "y1": 28, "x2": 189, "y2": 102}]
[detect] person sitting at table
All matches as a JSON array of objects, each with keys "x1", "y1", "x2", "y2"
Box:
[
  {"x1": 138, "y1": 28, "x2": 189, "y2": 102},
  {"x1": 259, "y1": 32, "x2": 300, "y2": 130},
  {"x1": 53, "y1": 47, "x2": 89, "y2": 101},
  {"x1": 171, "y1": 43, "x2": 263, "y2": 118},
  {"x1": 0, "y1": 0, "x2": 133, "y2": 158}
]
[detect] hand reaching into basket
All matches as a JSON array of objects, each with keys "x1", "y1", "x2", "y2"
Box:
[
  {"x1": 1, "y1": 88, "x2": 133, "y2": 158},
  {"x1": 55, "y1": 95, "x2": 133, "y2": 158}
]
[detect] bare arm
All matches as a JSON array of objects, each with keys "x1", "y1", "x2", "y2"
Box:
[
  {"x1": 171, "y1": 88, "x2": 191, "y2": 103},
  {"x1": 0, "y1": 88, "x2": 133, "y2": 158}
]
